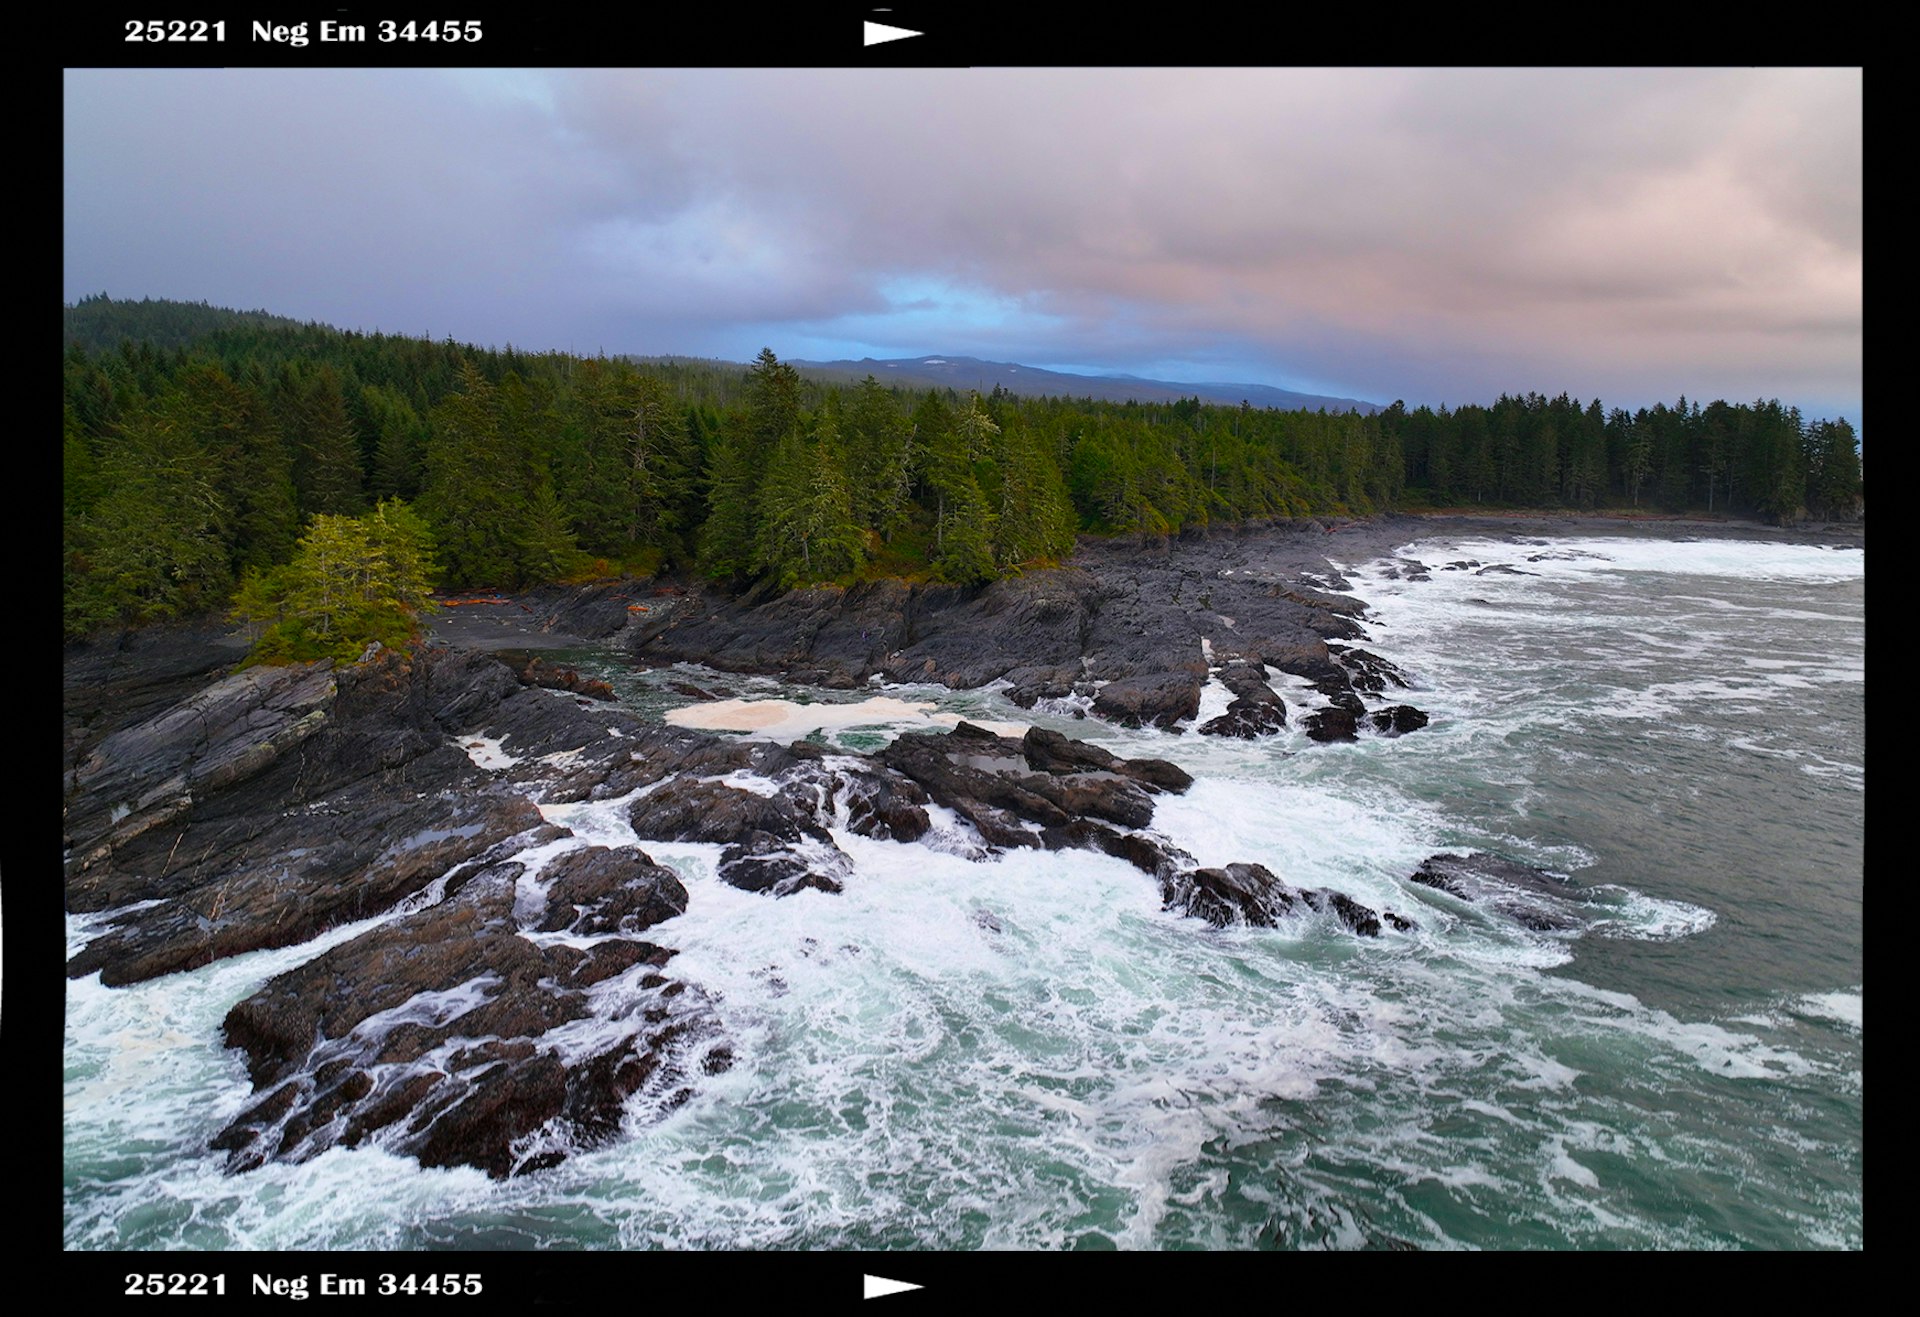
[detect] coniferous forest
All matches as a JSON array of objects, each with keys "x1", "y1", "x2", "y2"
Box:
[{"x1": 62, "y1": 296, "x2": 1863, "y2": 648}]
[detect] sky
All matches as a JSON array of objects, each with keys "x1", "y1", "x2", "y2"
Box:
[{"x1": 64, "y1": 67, "x2": 1862, "y2": 421}]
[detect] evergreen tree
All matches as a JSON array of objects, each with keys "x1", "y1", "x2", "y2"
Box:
[
  {"x1": 231, "y1": 499, "x2": 438, "y2": 664},
  {"x1": 1804, "y1": 418, "x2": 1861, "y2": 519},
  {"x1": 628, "y1": 373, "x2": 696, "y2": 550},
  {"x1": 364, "y1": 383, "x2": 427, "y2": 499},
  {"x1": 754, "y1": 418, "x2": 864, "y2": 585},
  {"x1": 846, "y1": 375, "x2": 913, "y2": 538},
  {"x1": 700, "y1": 416, "x2": 759, "y2": 581},
  {"x1": 66, "y1": 405, "x2": 232, "y2": 636},
  {"x1": 291, "y1": 365, "x2": 366, "y2": 518},
  {"x1": 422, "y1": 363, "x2": 528, "y2": 586}
]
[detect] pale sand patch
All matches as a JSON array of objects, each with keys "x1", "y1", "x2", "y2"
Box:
[{"x1": 665, "y1": 695, "x2": 1026, "y2": 741}]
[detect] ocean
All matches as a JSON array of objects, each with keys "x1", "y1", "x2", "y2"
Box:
[{"x1": 64, "y1": 532, "x2": 1864, "y2": 1251}]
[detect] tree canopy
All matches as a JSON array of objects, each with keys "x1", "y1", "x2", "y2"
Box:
[
  {"x1": 63, "y1": 299, "x2": 1864, "y2": 650},
  {"x1": 229, "y1": 499, "x2": 438, "y2": 665}
]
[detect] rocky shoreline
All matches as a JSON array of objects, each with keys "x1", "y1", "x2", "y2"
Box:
[{"x1": 62, "y1": 512, "x2": 1860, "y2": 1179}]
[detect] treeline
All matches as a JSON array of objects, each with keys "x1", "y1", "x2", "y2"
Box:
[
  {"x1": 1390, "y1": 392, "x2": 1861, "y2": 523},
  {"x1": 63, "y1": 293, "x2": 309, "y2": 354},
  {"x1": 62, "y1": 299, "x2": 1861, "y2": 642}
]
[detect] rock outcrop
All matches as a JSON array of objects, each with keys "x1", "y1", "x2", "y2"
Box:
[
  {"x1": 1198, "y1": 660, "x2": 1289, "y2": 738},
  {"x1": 65, "y1": 521, "x2": 1453, "y2": 1183},
  {"x1": 212, "y1": 856, "x2": 721, "y2": 1179},
  {"x1": 1409, "y1": 852, "x2": 1587, "y2": 932}
]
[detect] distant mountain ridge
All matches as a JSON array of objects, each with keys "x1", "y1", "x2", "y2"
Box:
[
  {"x1": 60, "y1": 296, "x2": 1383, "y2": 415},
  {"x1": 790, "y1": 354, "x2": 1383, "y2": 413}
]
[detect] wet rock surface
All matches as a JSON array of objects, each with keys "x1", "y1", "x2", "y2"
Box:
[
  {"x1": 1409, "y1": 852, "x2": 1588, "y2": 931},
  {"x1": 1371, "y1": 705, "x2": 1431, "y2": 736},
  {"x1": 622, "y1": 521, "x2": 1383, "y2": 734},
  {"x1": 64, "y1": 650, "x2": 559, "y2": 986},
  {"x1": 628, "y1": 776, "x2": 851, "y2": 896},
  {"x1": 65, "y1": 517, "x2": 1488, "y2": 1182},
  {"x1": 490, "y1": 649, "x2": 617, "y2": 701},
  {"x1": 877, "y1": 722, "x2": 1177, "y2": 849},
  {"x1": 1158, "y1": 862, "x2": 1407, "y2": 936},
  {"x1": 212, "y1": 861, "x2": 720, "y2": 1179},
  {"x1": 1198, "y1": 660, "x2": 1289, "y2": 738}
]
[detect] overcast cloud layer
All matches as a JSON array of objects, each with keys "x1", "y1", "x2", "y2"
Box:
[{"x1": 64, "y1": 67, "x2": 1862, "y2": 420}]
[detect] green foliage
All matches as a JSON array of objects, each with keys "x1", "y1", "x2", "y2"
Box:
[
  {"x1": 64, "y1": 403, "x2": 233, "y2": 638},
  {"x1": 281, "y1": 364, "x2": 366, "y2": 518},
  {"x1": 63, "y1": 299, "x2": 1865, "y2": 633},
  {"x1": 1804, "y1": 418, "x2": 1861, "y2": 520},
  {"x1": 231, "y1": 499, "x2": 438, "y2": 664},
  {"x1": 754, "y1": 421, "x2": 865, "y2": 587},
  {"x1": 846, "y1": 376, "x2": 914, "y2": 539},
  {"x1": 699, "y1": 417, "x2": 759, "y2": 581}
]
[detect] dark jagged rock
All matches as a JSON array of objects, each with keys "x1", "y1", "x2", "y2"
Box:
[
  {"x1": 1376, "y1": 558, "x2": 1433, "y2": 583},
  {"x1": 1304, "y1": 708, "x2": 1359, "y2": 742},
  {"x1": 1330, "y1": 646, "x2": 1413, "y2": 694},
  {"x1": 499, "y1": 713, "x2": 757, "y2": 805},
  {"x1": 62, "y1": 616, "x2": 251, "y2": 768},
  {"x1": 1001, "y1": 664, "x2": 1078, "y2": 708},
  {"x1": 490, "y1": 650, "x2": 617, "y2": 701},
  {"x1": 880, "y1": 726, "x2": 1062, "y2": 847},
  {"x1": 1198, "y1": 661, "x2": 1288, "y2": 739},
  {"x1": 1198, "y1": 701, "x2": 1288, "y2": 738},
  {"x1": 1305, "y1": 888, "x2": 1382, "y2": 937},
  {"x1": 1370, "y1": 705, "x2": 1430, "y2": 736},
  {"x1": 421, "y1": 645, "x2": 526, "y2": 726},
  {"x1": 1163, "y1": 863, "x2": 1300, "y2": 926},
  {"x1": 620, "y1": 523, "x2": 1374, "y2": 731},
  {"x1": 1409, "y1": 852, "x2": 1586, "y2": 932},
  {"x1": 64, "y1": 660, "x2": 339, "y2": 872},
  {"x1": 64, "y1": 649, "x2": 575, "y2": 986},
  {"x1": 628, "y1": 777, "x2": 852, "y2": 895},
  {"x1": 770, "y1": 757, "x2": 932, "y2": 843},
  {"x1": 213, "y1": 862, "x2": 720, "y2": 1179},
  {"x1": 1020, "y1": 725, "x2": 1192, "y2": 793},
  {"x1": 717, "y1": 836, "x2": 848, "y2": 895},
  {"x1": 66, "y1": 791, "x2": 558, "y2": 986},
  {"x1": 531, "y1": 845, "x2": 688, "y2": 936},
  {"x1": 1159, "y1": 863, "x2": 1385, "y2": 936},
  {"x1": 512, "y1": 578, "x2": 648, "y2": 642},
  {"x1": 629, "y1": 777, "x2": 824, "y2": 846},
  {"x1": 878, "y1": 724, "x2": 1189, "y2": 855},
  {"x1": 1091, "y1": 672, "x2": 1202, "y2": 730}
]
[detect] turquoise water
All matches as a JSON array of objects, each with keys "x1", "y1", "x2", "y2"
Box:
[{"x1": 65, "y1": 535, "x2": 1863, "y2": 1250}]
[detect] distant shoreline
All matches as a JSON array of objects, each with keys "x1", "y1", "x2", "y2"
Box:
[
  {"x1": 421, "y1": 511, "x2": 1864, "y2": 656},
  {"x1": 1315, "y1": 510, "x2": 1863, "y2": 560}
]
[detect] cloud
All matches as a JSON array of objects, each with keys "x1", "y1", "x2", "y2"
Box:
[{"x1": 64, "y1": 66, "x2": 1861, "y2": 417}]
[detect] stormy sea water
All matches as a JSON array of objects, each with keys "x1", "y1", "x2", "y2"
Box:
[{"x1": 64, "y1": 534, "x2": 1863, "y2": 1251}]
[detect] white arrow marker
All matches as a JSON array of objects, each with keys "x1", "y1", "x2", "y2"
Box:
[
  {"x1": 864, "y1": 21, "x2": 923, "y2": 46},
  {"x1": 863, "y1": 1274, "x2": 924, "y2": 1299}
]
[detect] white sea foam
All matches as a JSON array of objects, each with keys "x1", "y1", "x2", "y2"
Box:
[
  {"x1": 457, "y1": 734, "x2": 519, "y2": 770},
  {"x1": 1192, "y1": 677, "x2": 1233, "y2": 727},
  {"x1": 65, "y1": 531, "x2": 1863, "y2": 1252},
  {"x1": 1588, "y1": 889, "x2": 1717, "y2": 941},
  {"x1": 1791, "y1": 988, "x2": 1862, "y2": 1034},
  {"x1": 1350, "y1": 536, "x2": 1864, "y2": 587}
]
